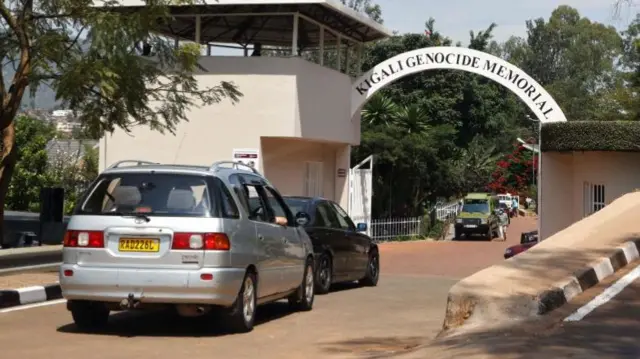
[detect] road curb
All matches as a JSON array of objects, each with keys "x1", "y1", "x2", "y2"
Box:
[
  {"x1": 441, "y1": 237, "x2": 640, "y2": 336},
  {"x1": 0, "y1": 283, "x2": 62, "y2": 309},
  {"x1": 537, "y1": 238, "x2": 640, "y2": 315}
]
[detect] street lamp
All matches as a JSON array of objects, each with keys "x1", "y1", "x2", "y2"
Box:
[{"x1": 524, "y1": 115, "x2": 541, "y2": 236}]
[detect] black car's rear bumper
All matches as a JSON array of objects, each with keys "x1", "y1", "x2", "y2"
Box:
[{"x1": 454, "y1": 223, "x2": 491, "y2": 235}]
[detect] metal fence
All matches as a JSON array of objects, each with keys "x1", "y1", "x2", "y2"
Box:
[
  {"x1": 435, "y1": 200, "x2": 461, "y2": 221},
  {"x1": 370, "y1": 217, "x2": 422, "y2": 242}
]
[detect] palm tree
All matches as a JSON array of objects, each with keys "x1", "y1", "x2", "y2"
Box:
[
  {"x1": 361, "y1": 94, "x2": 399, "y2": 127},
  {"x1": 453, "y1": 136, "x2": 502, "y2": 192},
  {"x1": 393, "y1": 104, "x2": 431, "y2": 134}
]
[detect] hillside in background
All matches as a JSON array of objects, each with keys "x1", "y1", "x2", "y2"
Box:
[{"x1": 3, "y1": 67, "x2": 59, "y2": 110}]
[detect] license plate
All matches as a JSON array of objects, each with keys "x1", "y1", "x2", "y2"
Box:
[
  {"x1": 464, "y1": 224, "x2": 477, "y2": 228},
  {"x1": 118, "y1": 238, "x2": 160, "y2": 252}
]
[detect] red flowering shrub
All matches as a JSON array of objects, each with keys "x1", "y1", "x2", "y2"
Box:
[{"x1": 486, "y1": 142, "x2": 537, "y2": 194}]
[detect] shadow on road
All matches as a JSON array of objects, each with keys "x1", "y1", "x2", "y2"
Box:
[
  {"x1": 320, "y1": 336, "x2": 426, "y2": 358},
  {"x1": 326, "y1": 281, "x2": 363, "y2": 294},
  {"x1": 56, "y1": 301, "x2": 295, "y2": 338},
  {"x1": 430, "y1": 293, "x2": 640, "y2": 358}
]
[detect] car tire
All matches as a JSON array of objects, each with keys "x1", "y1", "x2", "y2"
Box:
[
  {"x1": 70, "y1": 300, "x2": 110, "y2": 331},
  {"x1": 227, "y1": 271, "x2": 257, "y2": 333},
  {"x1": 288, "y1": 258, "x2": 315, "y2": 311},
  {"x1": 360, "y1": 249, "x2": 380, "y2": 287},
  {"x1": 314, "y1": 253, "x2": 332, "y2": 294},
  {"x1": 454, "y1": 229, "x2": 461, "y2": 240}
]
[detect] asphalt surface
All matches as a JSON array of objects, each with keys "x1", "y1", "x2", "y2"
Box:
[
  {"x1": 0, "y1": 218, "x2": 537, "y2": 359},
  {"x1": 409, "y1": 260, "x2": 640, "y2": 359}
]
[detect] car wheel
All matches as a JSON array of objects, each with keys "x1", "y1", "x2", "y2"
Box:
[
  {"x1": 227, "y1": 271, "x2": 257, "y2": 333},
  {"x1": 453, "y1": 229, "x2": 461, "y2": 240},
  {"x1": 69, "y1": 300, "x2": 110, "y2": 331},
  {"x1": 360, "y1": 249, "x2": 380, "y2": 287},
  {"x1": 486, "y1": 227, "x2": 493, "y2": 240},
  {"x1": 288, "y1": 258, "x2": 315, "y2": 311},
  {"x1": 314, "y1": 253, "x2": 332, "y2": 294}
]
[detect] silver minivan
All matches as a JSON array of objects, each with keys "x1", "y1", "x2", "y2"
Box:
[{"x1": 60, "y1": 160, "x2": 315, "y2": 333}]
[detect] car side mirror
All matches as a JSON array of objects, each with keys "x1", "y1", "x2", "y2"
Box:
[
  {"x1": 356, "y1": 222, "x2": 367, "y2": 232},
  {"x1": 295, "y1": 211, "x2": 310, "y2": 226}
]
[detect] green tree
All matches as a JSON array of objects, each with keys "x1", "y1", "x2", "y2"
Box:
[
  {"x1": 5, "y1": 116, "x2": 55, "y2": 212},
  {"x1": 618, "y1": 13, "x2": 640, "y2": 120},
  {"x1": 340, "y1": 0, "x2": 383, "y2": 23},
  {"x1": 506, "y1": 6, "x2": 623, "y2": 121},
  {"x1": 353, "y1": 20, "x2": 536, "y2": 217},
  {"x1": 0, "y1": 1, "x2": 243, "y2": 243}
]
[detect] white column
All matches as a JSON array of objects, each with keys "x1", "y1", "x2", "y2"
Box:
[
  {"x1": 336, "y1": 34, "x2": 342, "y2": 71},
  {"x1": 195, "y1": 15, "x2": 201, "y2": 44},
  {"x1": 319, "y1": 26, "x2": 324, "y2": 65},
  {"x1": 291, "y1": 13, "x2": 299, "y2": 56},
  {"x1": 537, "y1": 120, "x2": 542, "y2": 238},
  {"x1": 345, "y1": 41, "x2": 351, "y2": 75}
]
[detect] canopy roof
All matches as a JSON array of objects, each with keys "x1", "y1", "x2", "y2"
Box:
[{"x1": 96, "y1": 0, "x2": 394, "y2": 46}]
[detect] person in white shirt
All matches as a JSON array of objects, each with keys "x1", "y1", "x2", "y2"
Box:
[{"x1": 497, "y1": 209, "x2": 509, "y2": 241}]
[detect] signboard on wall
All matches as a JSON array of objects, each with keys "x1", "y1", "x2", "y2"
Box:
[{"x1": 232, "y1": 148, "x2": 260, "y2": 169}]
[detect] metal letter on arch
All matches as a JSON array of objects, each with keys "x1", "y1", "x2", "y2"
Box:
[{"x1": 351, "y1": 46, "x2": 567, "y2": 123}]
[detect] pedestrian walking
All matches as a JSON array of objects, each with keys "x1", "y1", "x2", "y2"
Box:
[{"x1": 497, "y1": 208, "x2": 509, "y2": 241}]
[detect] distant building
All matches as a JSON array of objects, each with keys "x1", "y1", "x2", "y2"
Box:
[
  {"x1": 55, "y1": 120, "x2": 81, "y2": 135},
  {"x1": 46, "y1": 139, "x2": 98, "y2": 167},
  {"x1": 51, "y1": 109, "x2": 73, "y2": 118}
]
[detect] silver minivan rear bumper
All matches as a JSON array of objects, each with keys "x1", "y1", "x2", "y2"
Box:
[{"x1": 59, "y1": 264, "x2": 244, "y2": 307}]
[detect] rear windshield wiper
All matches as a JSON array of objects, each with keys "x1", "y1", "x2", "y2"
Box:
[{"x1": 108, "y1": 211, "x2": 151, "y2": 222}]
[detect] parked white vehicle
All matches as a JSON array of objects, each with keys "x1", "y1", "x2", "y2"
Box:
[
  {"x1": 497, "y1": 193, "x2": 513, "y2": 209},
  {"x1": 60, "y1": 160, "x2": 315, "y2": 333}
]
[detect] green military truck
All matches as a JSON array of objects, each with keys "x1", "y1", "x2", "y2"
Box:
[{"x1": 454, "y1": 193, "x2": 500, "y2": 240}]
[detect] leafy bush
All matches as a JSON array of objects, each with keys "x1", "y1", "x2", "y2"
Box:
[{"x1": 542, "y1": 121, "x2": 640, "y2": 152}]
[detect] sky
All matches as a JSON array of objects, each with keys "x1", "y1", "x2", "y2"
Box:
[{"x1": 374, "y1": 0, "x2": 635, "y2": 44}]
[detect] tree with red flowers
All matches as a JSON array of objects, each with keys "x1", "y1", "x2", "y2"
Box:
[{"x1": 487, "y1": 142, "x2": 537, "y2": 194}]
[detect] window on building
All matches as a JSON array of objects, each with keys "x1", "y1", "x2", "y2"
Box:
[
  {"x1": 304, "y1": 161, "x2": 324, "y2": 197},
  {"x1": 583, "y1": 182, "x2": 605, "y2": 217}
]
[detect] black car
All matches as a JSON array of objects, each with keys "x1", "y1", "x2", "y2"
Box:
[{"x1": 282, "y1": 196, "x2": 380, "y2": 294}]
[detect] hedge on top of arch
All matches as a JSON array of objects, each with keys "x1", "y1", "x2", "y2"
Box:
[{"x1": 541, "y1": 121, "x2": 640, "y2": 152}]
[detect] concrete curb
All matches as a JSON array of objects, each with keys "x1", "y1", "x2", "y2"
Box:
[
  {"x1": 441, "y1": 238, "x2": 640, "y2": 335},
  {"x1": 537, "y1": 238, "x2": 640, "y2": 315},
  {"x1": 0, "y1": 245, "x2": 62, "y2": 270},
  {"x1": 0, "y1": 283, "x2": 62, "y2": 309}
]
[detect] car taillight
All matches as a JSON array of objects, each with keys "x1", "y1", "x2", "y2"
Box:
[
  {"x1": 63, "y1": 230, "x2": 104, "y2": 248},
  {"x1": 171, "y1": 233, "x2": 230, "y2": 251}
]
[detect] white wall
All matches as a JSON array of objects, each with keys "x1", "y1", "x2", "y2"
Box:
[
  {"x1": 540, "y1": 151, "x2": 640, "y2": 240},
  {"x1": 99, "y1": 56, "x2": 358, "y2": 172}
]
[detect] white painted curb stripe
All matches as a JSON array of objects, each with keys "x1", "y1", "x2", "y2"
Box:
[
  {"x1": 564, "y1": 264, "x2": 640, "y2": 322},
  {"x1": 16, "y1": 286, "x2": 47, "y2": 305},
  {"x1": 592, "y1": 258, "x2": 614, "y2": 281}
]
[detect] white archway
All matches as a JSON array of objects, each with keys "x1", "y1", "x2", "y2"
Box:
[{"x1": 351, "y1": 46, "x2": 567, "y2": 123}]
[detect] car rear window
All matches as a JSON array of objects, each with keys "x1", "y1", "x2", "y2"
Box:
[
  {"x1": 282, "y1": 197, "x2": 310, "y2": 216},
  {"x1": 77, "y1": 172, "x2": 213, "y2": 217}
]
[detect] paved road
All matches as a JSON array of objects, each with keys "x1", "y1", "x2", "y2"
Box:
[
  {"x1": 0, "y1": 218, "x2": 536, "y2": 359},
  {"x1": 407, "y1": 260, "x2": 640, "y2": 359}
]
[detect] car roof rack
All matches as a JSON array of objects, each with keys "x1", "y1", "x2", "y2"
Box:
[
  {"x1": 107, "y1": 160, "x2": 159, "y2": 169},
  {"x1": 209, "y1": 161, "x2": 260, "y2": 175}
]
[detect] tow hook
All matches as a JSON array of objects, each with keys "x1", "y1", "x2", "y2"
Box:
[{"x1": 120, "y1": 293, "x2": 141, "y2": 309}]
